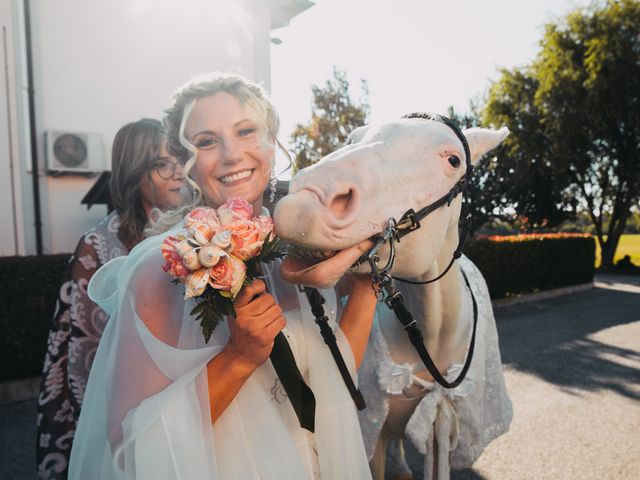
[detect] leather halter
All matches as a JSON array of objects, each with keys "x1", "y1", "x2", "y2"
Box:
[{"x1": 364, "y1": 113, "x2": 478, "y2": 390}]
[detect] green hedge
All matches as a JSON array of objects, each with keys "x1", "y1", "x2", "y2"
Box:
[
  {"x1": 0, "y1": 254, "x2": 71, "y2": 382},
  {"x1": 0, "y1": 234, "x2": 596, "y2": 380},
  {"x1": 464, "y1": 234, "x2": 596, "y2": 299}
]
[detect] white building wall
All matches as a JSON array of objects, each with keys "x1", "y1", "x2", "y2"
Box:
[
  {"x1": 3, "y1": 0, "x2": 274, "y2": 255},
  {"x1": 0, "y1": 0, "x2": 29, "y2": 256}
]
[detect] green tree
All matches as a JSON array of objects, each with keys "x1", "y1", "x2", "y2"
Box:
[
  {"x1": 484, "y1": 0, "x2": 640, "y2": 267},
  {"x1": 447, "y1": 103, "x2": 553, "y2": 235},
  {"x1": 446, "y1": 106, "x2": 507, "y2": 234},
  {"x1": 483, "y1": 68, "x2": 575, "y2": 231},
  {"x1": 291, "y1": 68, "x2": 369, "y2": 174}
]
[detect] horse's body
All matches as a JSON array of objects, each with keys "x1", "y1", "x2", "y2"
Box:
[{"x1": 274, "y1": 117, "x2": 512, "y2": 479}]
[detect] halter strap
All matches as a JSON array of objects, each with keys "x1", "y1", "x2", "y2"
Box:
[
  {"x1": 402, "y1": 112, "x2": 473, "y2": 184},
  {"x1": 391, "y1": 113, "x2": 473, "y2": 284},
  {"x1": 364, "y1": 112, "x2": 478, "y2": 390}
]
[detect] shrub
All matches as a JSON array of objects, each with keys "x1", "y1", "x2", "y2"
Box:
[
  {"x1": 464, "y1": 233, "x2": 595, "y2": 299},
  {"x1": 0, "y1": 254, "x2": 71, "y2": 382}
]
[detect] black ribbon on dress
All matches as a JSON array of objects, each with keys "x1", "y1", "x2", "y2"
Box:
[{"x1": 269, "y1": 331, "x2": 316, "y2": 432}]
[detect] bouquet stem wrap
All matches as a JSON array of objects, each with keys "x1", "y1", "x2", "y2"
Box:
[{"x1": 269, "y1": 332, "x2": 316, "y2": 432}]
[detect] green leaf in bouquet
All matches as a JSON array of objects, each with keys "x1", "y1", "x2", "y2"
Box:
[
  {"x1": 191, "y1": 295, "x2": 224, "y2": 343},
  {"x1": 259, "y1": 232, "x2": 290, "y2": 263}
]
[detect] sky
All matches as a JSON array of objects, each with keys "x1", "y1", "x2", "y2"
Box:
[{"x1": 270, "y1": 0, "x2": 594, "y2": 176}]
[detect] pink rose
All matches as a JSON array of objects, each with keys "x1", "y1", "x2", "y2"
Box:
[
  {"x1": 184, "y1": 207, "x2": 221, "y2": 245},
  {"x1": 161, "y1": 235, "x2": 189, "y2": 279},
  {"x1": 225, "y1": 220, "x2": 264, "y2": 261},
  {"x1": 209, "y1": 255, "x2": 246, "y2": 298},
  {"x1": 254, "y1": 215, "x2": 274, "y2": 242},
  {"x1": 218, "y1": 198, "x2": 253, "y2": 226}
]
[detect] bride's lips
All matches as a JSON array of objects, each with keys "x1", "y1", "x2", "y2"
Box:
[
  {"x1": 218, "y1": 169, "x2": 254, "y2": 185},
  {"x1": 280, "y1": 238, "x2": 374, "y2": 288}
]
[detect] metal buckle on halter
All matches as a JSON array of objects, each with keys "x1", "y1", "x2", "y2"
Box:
[
  {"x1": 384, "y1": 290, "x2": 404, "y2": 309},
  {"x1": 396, "y1": 209, "x2": 421, "y2": 234},
  {"x1": 365, "y1": 219, "x2": 399, "y2": 301},
  {"x1": 366, "y1": 220, "x2": 397, "y2": 272}
]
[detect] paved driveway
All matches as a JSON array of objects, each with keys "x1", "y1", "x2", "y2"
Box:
[
  {"x1": 2, "y1": 275, "x2": 639, "y2": 479},
  {"x1": 409, "y1": 274, "x2": 640, "y2": 479}
]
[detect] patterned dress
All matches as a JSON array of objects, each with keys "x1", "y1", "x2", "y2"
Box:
[{"x1": 36, "y1": 212, "x2": 127, "y2": 479}]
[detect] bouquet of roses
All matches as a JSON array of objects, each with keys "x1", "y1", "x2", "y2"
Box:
[{"x1": 161, "y1": 198, "x2": 287, "y2": 342}]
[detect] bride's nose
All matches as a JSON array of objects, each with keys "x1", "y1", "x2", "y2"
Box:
[{"x1": 220, "y1": 138, "x2": 243, "y2": 165}]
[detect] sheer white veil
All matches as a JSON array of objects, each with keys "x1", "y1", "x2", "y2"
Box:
[{"x1": 69, "y1": 219, "x2": 371, "y2": 479}]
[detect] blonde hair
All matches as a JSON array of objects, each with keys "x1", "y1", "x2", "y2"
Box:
[{"x1": 148, "y1": 73, "x2": 287, "y2": 235}]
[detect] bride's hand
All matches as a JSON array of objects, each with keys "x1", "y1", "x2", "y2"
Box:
[{"x1": 226, "y1": 279, "x2": 286, "y2": 370}]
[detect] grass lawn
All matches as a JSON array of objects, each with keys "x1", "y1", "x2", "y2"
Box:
[{"x1": 594, "y1": 234, "x2": 640, "y2": 267}]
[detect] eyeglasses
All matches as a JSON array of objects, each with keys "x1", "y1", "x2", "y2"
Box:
[{"x1": 151, "y1": 158, "x2": 182, "y2": 180}]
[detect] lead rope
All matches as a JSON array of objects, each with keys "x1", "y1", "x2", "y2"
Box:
[
  {"x1": 378, "y1": 268, "x2": 478, "y2": 389},
  {"x1": 302, "y1": 286, "x2": 367, "y2": 410}
]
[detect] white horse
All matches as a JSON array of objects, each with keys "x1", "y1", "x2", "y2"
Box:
[{"x1": 274, "y1": 115, "x2": 513, "y2": 480}]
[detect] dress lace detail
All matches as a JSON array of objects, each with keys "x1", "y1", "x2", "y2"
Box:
[
  {"x1": 358, "y1": 255, "x2": 513, "y2": 479},
  {"x1": 36, "y1": 212, "x2": 127, "y2": 480}
]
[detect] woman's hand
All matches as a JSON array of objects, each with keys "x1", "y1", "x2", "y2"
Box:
[
  {"x1": 225, "y1": 279, "x2": 286, "y2": 371},
  {"x1": 207, "y1": 279, "x2": 286, "y2": 422}
]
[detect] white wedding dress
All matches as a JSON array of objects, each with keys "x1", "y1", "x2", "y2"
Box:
[{"x1": 68, "y1": 221, "x2": 372, "y2": 480}]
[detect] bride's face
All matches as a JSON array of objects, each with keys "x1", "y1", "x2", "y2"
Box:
[{"x1": 185, "y1": 92, "x2": 275, "y2": 213}]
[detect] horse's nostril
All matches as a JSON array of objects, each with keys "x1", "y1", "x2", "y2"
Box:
[{"x1": 329, "y1": 189, "x2": 354, "y2": 218}]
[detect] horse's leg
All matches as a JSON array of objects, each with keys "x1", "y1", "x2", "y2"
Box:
[
  {"x1": 387, "y1": 438, "x2": 413, "y2": 480},
  {"x1": 369, "y1": 434, "x2": 387, "y2": 480}
]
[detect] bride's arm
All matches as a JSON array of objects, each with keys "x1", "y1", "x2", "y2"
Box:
[
  {"x1": 336, "y1": 275, "x2": 377, "y2": 369},
  {"x1": 138, "y1": 276, "x2": 285, "y2": 424}
]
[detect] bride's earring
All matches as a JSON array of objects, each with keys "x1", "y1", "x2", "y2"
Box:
[{"x1": 269, "y1": 168, "x2": 277, "y2": 205}]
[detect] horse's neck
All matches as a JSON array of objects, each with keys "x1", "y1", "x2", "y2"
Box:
[
  {"x1": 381, "y1": 226, "x2": 467, "y2": 370},
  {"x1": 397, "y1": 255, "x2": 463, "y2": 346}
]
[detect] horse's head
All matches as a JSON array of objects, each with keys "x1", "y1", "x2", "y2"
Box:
[{"x1": 274, "y1": 116, "x2": 508, "y2": 287}]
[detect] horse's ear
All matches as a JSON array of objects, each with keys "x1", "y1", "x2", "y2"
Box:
[
  {"x1": 463, "y1": 127, "x2": 509, "y2": 164},
  {"x1": 345, "y1": 125, "x2": 370, "y2": 145}
]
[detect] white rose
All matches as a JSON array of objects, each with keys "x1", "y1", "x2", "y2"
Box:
[
  {"x1": 177, "y1": 240, "x2": 194, "y2": 257},
  {"x1": 212, "y1": 230, "x2": 232, "y2": 250},
  {"x1": 182, "y1": 250, "x2": 202, "y2": 270},
  {"x1": 198, "y1": 245, "x2": 223, "y2": 267}
]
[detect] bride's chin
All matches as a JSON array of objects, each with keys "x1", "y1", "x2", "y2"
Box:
[{"x1": 279, "y1": 239, "x2": 374, "y2": 288}]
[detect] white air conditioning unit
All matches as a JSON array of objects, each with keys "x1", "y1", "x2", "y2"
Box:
[{"x1": 45, "y1": 130, "x2": 104, "y2": 174}]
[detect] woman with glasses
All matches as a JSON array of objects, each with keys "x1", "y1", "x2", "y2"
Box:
[{"x1": 36, "y1": 118, "x2": 185, "y2": 480}]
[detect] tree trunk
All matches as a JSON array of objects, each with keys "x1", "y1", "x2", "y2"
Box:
[{"x1": 600, "y1": 209, "x2": 629, "y2": 269}]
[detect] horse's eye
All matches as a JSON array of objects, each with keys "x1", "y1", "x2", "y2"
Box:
[{"x1": 448, "y1": 155, "x2": 461, "y2": 168}]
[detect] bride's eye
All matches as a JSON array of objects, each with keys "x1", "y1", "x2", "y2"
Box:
[
  {"x1": 238, "y1": 127, "x2": 256, "y2": 137},
  {"x1": 195, "y1": 137, "x2": 218, "y2": 149}
]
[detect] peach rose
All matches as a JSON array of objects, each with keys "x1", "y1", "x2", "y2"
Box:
[
  {"x1": 218, "y1": 198, "x2": 253, "y2": 226},
  {"x1": 161, "y1": 234, "x2": 189, "y2": 279},
  {"x1": 225, "y1": 219, "x2": 264, "y2": 261},
  {"x1": 208, "y1": 255, "x2": 246, "y2": 298},
  {"x1": 184, "y1": 207, "x2": 221, "y2": 245}
]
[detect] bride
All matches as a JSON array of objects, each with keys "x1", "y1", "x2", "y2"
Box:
[{"x1": 68, "y1": 73, "x2": 377, "y2": 479}]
